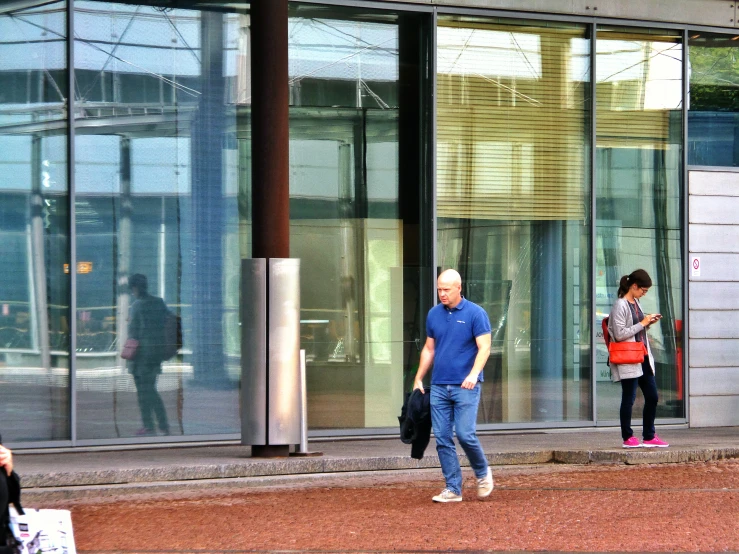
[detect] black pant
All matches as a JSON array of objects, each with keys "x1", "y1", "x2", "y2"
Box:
[
  {"x1": 0, "y1": 472, "x2": 7, "y2": 546},
  {"x1": 0, "y1": 473, "x2": 13, "y2": 553},
  {"x1": 133, "y1": 371, "x2": 169, "y2": 432},
  {"x1": 620, "y1": 359, "x2": 659, "y2": 441}
]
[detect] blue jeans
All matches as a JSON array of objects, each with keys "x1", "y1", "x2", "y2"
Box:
[
  {"x1": 430, "y1": 384, "x2": 489, "y2": 495},
  {"x1": 620, "y1": 360, "x2": 658, "y2": 441}
]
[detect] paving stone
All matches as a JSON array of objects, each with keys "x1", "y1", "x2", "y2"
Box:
[{"x1": 14, "y1": 427, "x2": 739, "y2": 496}]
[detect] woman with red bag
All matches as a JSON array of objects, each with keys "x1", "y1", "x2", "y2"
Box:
[{"x1": 608, "y1": 269, "x2": 669, "y2": 449}]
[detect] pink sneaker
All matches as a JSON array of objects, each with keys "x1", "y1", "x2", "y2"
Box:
[
  {"x1": 642, "y1": 435, "x2": 669, "y2": 448},
  {"x1": 622, "y1": 437, "x2": 641, "y2": 448}
]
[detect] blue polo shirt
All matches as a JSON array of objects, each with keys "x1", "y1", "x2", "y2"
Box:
[{"x1": 426, "y1": 297, "x2": 492, "y2": 385}]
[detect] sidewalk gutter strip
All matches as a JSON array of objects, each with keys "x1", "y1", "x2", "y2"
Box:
[{"x1": 20, "y1": 446, "x2": 739, "y2": 499}]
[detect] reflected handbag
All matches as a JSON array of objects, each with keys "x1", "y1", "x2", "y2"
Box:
[
  {"x1": 121, "y1": 338, "x2": 139, "y2": 360},
  {"x1": 608, "y1": 341, "x2": 647, "y2": 365}
]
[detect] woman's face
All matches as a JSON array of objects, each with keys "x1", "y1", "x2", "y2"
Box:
[{"x1": 631, "y1": 283, "x2": 649, "y2": 299}]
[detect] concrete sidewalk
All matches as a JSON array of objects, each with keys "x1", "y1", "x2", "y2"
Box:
[{"x1": 14, "y1": 426, "x2": 739, "y2": 500}]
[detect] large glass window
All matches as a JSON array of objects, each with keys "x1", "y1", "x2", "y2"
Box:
[
  {"x1": 436, "y1": 17, "x2": 592, "y2": 424},
  {"x1": 1, "y1": 2, "x2": 693, "y2": 444},
  {"x1": 595, "y1": 27, "x2": 684, "y2": 422},
  {"x1": 688, "y1": 32, "x2": 739, "y2": 167},
  {"x1": 287, "y1": 6, "x2": 431, "y2": 429},
  {"x1": 74, "y1": 1, "x2": 247, "y2": 440},
  {"x1": 0, "y1": 1, "x2": 70, "y2": 442}
]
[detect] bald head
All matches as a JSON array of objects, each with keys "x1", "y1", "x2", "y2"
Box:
[
  {"x1": 438, "y1": 269, "x2": 461, "y2": 286},
  {"x1": 437, "y1": 269, "x2": 462, "y2": 308}
]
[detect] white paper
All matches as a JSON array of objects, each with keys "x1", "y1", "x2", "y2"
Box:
[{"x1": 8, "y1": 506, "x2": 77, "y2": 554}]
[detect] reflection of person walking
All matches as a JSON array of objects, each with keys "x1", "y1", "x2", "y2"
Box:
[
  {"x1": 412, "y1": 269, "x2": 493, "y2": 502},
  {"x1": 608, "y1": 269, "x2": 668, "y2": 449},
  {"x1": 127, "y1": 274, "x2": 170, "y2": 437}
]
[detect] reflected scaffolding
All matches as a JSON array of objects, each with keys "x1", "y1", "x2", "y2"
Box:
[
  {"x1": 595, "y1": 27, "x2": 684, "y2": 422},
  {"x1": 74, "y1": 2, "x2": 247, "y2": 439},
  {"x1": 0, "y1": 1, "x2": 70, "y2": 442},
  {"x1": 287, "y1": 6, "x2": 431, "y2": 429},
  {"x1": 436, "y1": 16, "x2": 593, "y2": 424}
]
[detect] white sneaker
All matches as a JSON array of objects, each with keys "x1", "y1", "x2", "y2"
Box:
[
  {"x1": 432, "y1": 488, "x2": 463, "y2": 503},
  {"x1": 477, "y1": 467, "x2": 494, "y2": 498}
]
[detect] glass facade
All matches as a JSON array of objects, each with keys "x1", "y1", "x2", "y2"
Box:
[
  {"x1": 0, "y1": 1, "x2": 70, "y2": 442},
  {"x1": 595, "y1": 28, "x2": 684, "y2": 421},
  {"x1": 73, "y1": 2, "x2": 248, "y2": 440},
  {"x1": 436, "y1": 17, "x2": 592, "y2": 423},
  {"x1": 688, "y1": 32, "x2": 739, "y2": 166},
  {"x1": 286, "y1": 6, "x2": 432, "y2": 429},
  {"x1": 0, "y1": 0, "x2": 703, "y2": 446}
]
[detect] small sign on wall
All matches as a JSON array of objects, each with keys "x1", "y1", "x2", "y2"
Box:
[{"x1": 691, "y1": 256, "x2": 701, "y2": 277}]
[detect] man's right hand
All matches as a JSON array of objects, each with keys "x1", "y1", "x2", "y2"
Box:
[{"x1": 413, "y1": 379, "x2": 425, "y2": 394}]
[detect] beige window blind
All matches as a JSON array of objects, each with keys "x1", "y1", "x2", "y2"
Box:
[{"x1": 437, "y1": 20, "x2": 590, "y2": 221}]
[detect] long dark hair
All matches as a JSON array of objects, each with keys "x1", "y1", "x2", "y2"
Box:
[{"x1": 617, "y1": 269, "x2": 652, "y2": 298}]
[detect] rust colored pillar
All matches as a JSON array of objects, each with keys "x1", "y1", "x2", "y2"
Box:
[
  {"x1": 251, "y1": 0, "x2": 289, "y2": 259},
  {"x1": 250, "y1": 0, "x2": 290, "y2": 458}
]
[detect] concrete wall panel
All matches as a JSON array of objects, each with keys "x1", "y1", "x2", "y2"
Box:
[
  {"x1": 689, "y1": 395, "x2": 739, "y2": 427},
  {"x1": 690, "y1": 367, "x2": 739, "y2": 396},
  {"x1": 689, "y1": 196, "x2": 739, "y2": 225},
  {"x1": 690, "y1": 224, "x2": 739, "y2": 253},
  {"x1": 690, "y1": 311, "x2": 739, "y2": 339},
  {"x1": 689, "y1": 338, "x2": 739, "y2": 368},
  {"x1": 688, "y1": 169, "x2": 739, "y2": 427},
  {"x1": 687, "y1": 253, "x2": 739, "y2": 281},
  {"x1": 689, "y1": 171, "x2": 739, "y2": 197},
  {"x1": 689, "y1": 282, "x2": 739, "y2": 310}
]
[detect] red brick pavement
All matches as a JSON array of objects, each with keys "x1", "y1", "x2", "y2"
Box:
[{"x1": 60, "y1": 459, "x2": 739, "y2": 553}]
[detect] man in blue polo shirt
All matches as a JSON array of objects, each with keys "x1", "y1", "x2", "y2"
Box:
[{"x1": 413, "y1": 269, "x2": 493, "y2": 502}]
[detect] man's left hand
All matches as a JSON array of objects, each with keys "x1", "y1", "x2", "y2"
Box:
[{"x1": 461, "y1": 375, "x2": 477, "y2": 389}]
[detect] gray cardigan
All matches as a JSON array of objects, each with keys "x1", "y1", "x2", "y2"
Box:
[{"x1": 607, "y1": 297, "x2": 655, "y2": 381}]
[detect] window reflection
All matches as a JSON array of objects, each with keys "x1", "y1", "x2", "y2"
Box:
[
  {"x1": 0, "y1": 4, "x2": 689, "y2": 443},
  {"x1": 287, "y1": 8, "x2": 429, "y2": 429},
  {"x1": 436, "y1": 17, "x2": 592, "y2": 424},
  {"x1": 0, "y1": 1, "x2": 69, "y2": 441},
  {"x1": 72, "y1": 2, "x2": 429, "y2": 437},
  {"x1": 74, "y1": 2, "x2": 246, "y2": 440},
  {"x1": 688, "y1": 32, "x2": 739, "y2": 166},
  {"x1": 595, "y1": 27, "x2": 684, "y2": 421}
]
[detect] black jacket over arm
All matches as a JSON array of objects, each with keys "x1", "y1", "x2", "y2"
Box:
[{"x1": 398, "y1": 389, "x2": 432, "y2": 459}]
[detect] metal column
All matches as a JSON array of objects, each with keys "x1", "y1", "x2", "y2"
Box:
[
  {"x1": 241, "y1": 259, "x2": 301, "y2": 456},
  {"x1": 247, "y1": 0, "x2": 293, "y2": 456}
]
